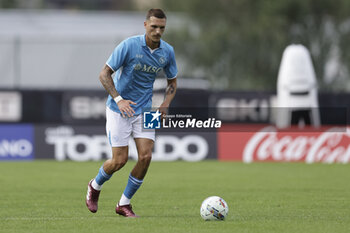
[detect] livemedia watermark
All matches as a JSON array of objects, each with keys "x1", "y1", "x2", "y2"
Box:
[
  {"x1": 143, "y1": 110, "x2": 221, "y2": 130},
  {"x1": 142, "y1": 107, "x2": 348, "y2": 132}
]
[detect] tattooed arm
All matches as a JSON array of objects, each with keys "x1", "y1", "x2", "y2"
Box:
[
  {"x1": 159, "y1": 78, "x2": 177, "y2": 118},
  {"x1": 99, "y1": 65, "x2": 118, "y2": 98},
  {"x1": 99, "y1": 64, "x2": 136, "y2": 117}
]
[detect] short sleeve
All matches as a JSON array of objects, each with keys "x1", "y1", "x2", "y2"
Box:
[
  {"x1": 106, "y1": 40, "x2": 129, "y2": 72},
  {"x1": 164, "y1": 47, "x2": 178, "y2": 79}
]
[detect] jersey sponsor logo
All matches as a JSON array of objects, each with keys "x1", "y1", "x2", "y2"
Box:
[{"x1": 134, "y1": 63, "x2": 162, "y2": 74}]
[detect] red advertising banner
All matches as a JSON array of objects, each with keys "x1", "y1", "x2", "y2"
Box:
[{"x1": 218, "y1": 124, "x2": 350, "y2": 163}]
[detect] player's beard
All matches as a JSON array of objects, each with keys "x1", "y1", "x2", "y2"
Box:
[
  {"x1": 152, "y1": 34, "x2": 161, "y2": 43},
  {"x1": 146, "y1": 33, "x2": 161, "y2": 48}
]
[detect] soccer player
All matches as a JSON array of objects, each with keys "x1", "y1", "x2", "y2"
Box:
[{"x1": 85, "y1": 9, "x2": 177, "y2": 218}]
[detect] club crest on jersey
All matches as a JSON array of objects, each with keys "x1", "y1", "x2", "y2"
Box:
[
  {"x1": 134, "y1": 63, "x2": 142, "y2": 71},
  {"x1": 159, "y1": 57, "x2": 166, "y2": 64}
]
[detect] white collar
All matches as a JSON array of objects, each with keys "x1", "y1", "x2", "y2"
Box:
[{"x1": 148, "y1": 47, "x2": 159, "y2": 54}]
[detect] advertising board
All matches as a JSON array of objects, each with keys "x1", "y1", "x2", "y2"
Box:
[
  {"x1": 0, "y1": 124, "x2": 34, "y2": 160},
  {"x1": 218, "y1": 124, "x2": 350, "y2": 163},
  {"x1": 34, "y1": 125, "x2": 217, "y2": 161}
]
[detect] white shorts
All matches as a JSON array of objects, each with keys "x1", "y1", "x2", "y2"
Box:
[{"x1": 106, "y1": 107, "x2": 155, "y2": 147}]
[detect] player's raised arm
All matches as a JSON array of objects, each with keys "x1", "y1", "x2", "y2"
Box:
[
  {"x1": 99, "y1": 64, "x2": 136, "y2": 117},
  {"x1": 159, "y1": 78, "x2": 177, "y2": 118}
]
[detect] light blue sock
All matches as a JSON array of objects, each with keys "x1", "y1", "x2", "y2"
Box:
[
  {"x1": 123, "y1": 174, "x2": 143, "y2": 199},
  {"x1": 94, "y1": 165, "x2": 112, "y2": 186}
]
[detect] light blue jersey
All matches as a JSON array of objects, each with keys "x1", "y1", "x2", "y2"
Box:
[{"x1": 106, "y1": 35, "x2": 178, "y2": 115}]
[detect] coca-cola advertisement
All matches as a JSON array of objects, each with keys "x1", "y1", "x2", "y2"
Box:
[{"x1": 218, "y1": 124, "x2": 350, "y2": 164}]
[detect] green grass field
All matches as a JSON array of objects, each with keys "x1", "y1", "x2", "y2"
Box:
[{"x1": 1, "y1": 161, "x2": 350, "y2": 233}]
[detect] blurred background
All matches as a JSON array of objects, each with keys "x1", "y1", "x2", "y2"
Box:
[
  {"x1": 0, "y1": 0, "x2": 350, "y2": 163},
  {"x1": 1, "y1": 0, "x2": 350, "y2": 90}
]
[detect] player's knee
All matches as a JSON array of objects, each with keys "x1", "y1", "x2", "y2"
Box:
[
  {"x1": 138, "y1": 152, "x2": 152, "y2": 164},
  {"x1": 111, "y1": 157, "x2": 128, "y2": 171}
]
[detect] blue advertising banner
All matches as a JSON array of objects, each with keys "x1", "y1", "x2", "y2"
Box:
[{"x1": 0, "y1": 124, "x2": 34, "y2": 160}]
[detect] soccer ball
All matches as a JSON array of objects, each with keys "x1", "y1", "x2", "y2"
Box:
[{"x1": 200, "y1": 196, "x2": 229, "y2": 220}]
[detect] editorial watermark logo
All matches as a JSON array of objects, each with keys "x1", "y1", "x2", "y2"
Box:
[
  {"x1": 143, "y1": 110, "x2": 161, "y2": 129},
  {"x1": 143, "y1": 110, "x2": 221, "y2": 130}
]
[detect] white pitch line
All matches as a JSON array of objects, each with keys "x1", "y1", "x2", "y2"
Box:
[{"x1": 1, "y1": 216, "x2": 117, "y2": 221}]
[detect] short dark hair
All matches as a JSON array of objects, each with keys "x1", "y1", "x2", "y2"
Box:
[{"x1": 146, "y1": 8, "x2": 166, "y2": 20}]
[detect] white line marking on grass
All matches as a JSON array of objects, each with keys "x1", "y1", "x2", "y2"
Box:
[{"x1": 2, "y1": 216, "x2": 117, "y2": 221}]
